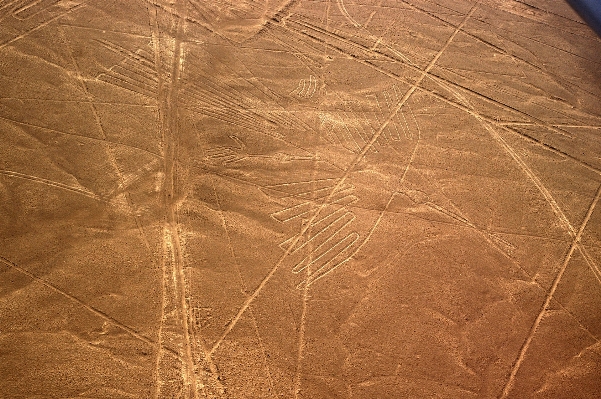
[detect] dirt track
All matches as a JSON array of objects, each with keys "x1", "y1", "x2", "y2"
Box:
[{"x1": 1, "y1": 1, "x2": 601, "y2": 398}]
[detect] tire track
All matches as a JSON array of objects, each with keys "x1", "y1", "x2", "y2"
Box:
[{"x1": 154, "y1": 1, "x2": 200, "y2": 398}]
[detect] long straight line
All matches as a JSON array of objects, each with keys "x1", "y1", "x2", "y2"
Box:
[
  {"x1": 292, "y1": 161, "x2": 320, "y2": 399},
  {"x1": 208, "y1": 0, "x2": 481, "y2": 356},
  {"x1": 148, "y1": 3, "x2": 170, "y2": 398},
  {"x1": 0, "y1": 256, "x2": 173, "y2": 352},
  {"x1": 59, "y1": 25, "x2": 152, "y2": 251},
  {"x1": 212, "y1": 178, "x2": 276, "y2": 396},
  {"x1": 279, "y1": 9, "x2": 601, "y2": 174},
  {"x1": 160, "y1": 2, "x2": 199, "y2": 398},
  {"x1": 499, "y1": 182, "x2": 601, "y2": 398}
]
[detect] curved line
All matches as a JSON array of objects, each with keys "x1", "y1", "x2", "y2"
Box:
[
  {"x1": 336, "y1": 0, "x2": 361, "y2": 27},
  {"x1": 298, "y1": 78, "x2": 306, "y2": 97}
]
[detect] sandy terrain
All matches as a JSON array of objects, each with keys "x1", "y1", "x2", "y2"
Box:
[{"x1": 1, "y1": 0, "x2": 601, "y2": 398}]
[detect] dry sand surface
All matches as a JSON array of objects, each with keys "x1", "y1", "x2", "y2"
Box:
[{"x1": 1, "y1": 0, "x2": 601, "y2": 398}]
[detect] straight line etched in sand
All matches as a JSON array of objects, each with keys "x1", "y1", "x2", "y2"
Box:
[
  {"x1": 59, "y1": 25, "x2": 151, "y2": 251},
  {"x1": 292, "y1": 163, "x2": 319, "y2": 399},
  {"x1": 278, "y1": 9, "x2": 601, "y2": 174},
  {"x1": 499, "y1": 182, "x2": 601, "y2": 398},
  {"x1": 0, "y1": 169, "x2": 101, "y2": 201},
  {"x1": 158, "y1": 2, "x2": 199, "y2": 398},
  {"x1": 212, "y1": 178, "x2": 275, "y2": 397},
  {"x1": 0, "y1": 255, "x2": 183, "y2": 357},
  {"x1": 147, "y1": 4, "x2": 171, "y2": 398}
]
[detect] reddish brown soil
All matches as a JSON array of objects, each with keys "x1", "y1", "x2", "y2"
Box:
[{"x1": 1, "y1": 1, "x2": 601, "y2": 398}]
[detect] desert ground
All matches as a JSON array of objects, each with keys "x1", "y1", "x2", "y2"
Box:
[{"x1": 1, "y1": 0, "x2": 601, "y2": 398}]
